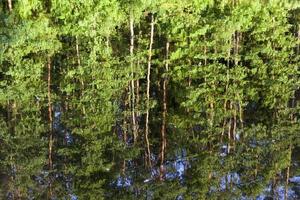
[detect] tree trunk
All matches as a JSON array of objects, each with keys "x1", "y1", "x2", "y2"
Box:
[
  {"x1": 285, "y1": 144, "x2": 292, "y2": 200},
  {"x1": 227, "y1": 102, "x2": 234, "y2": 153},
  {"x1": 160, "y1": 40, "x2": 169, "y2": 180},
  {"x1": 130, "y1": 15, "x2": 137, "y2": 143},
  {"x1": 135, "y1": 29, "x2": 142, "y2": 136},
  {"x1": 47, "y1": 57, "x2": 53, "y2": 170},
  {"x1": 285, "y1": 165, "x2": 290, "y2": 200},
  {"x1": 7, "y1": 0, "x2": 12, "y2": 12},
  {"x1": 123, "y1": 89, "x2": 128, "y2": 144},
  {"x1": 75, "y1": 36, "x2": 81, "y2": 67},
  {"x1": 297, "y1": 27, "x2": 300, "y2": 55},
  {"x1": 145, "y1": 13, "x2": 154, "y2": 167},
  {"x1": 47, "y1": 57, "x2": 53, "y2": 200},
  {"x1": 75, "y1": 36, "x2": 86, "y2": 115}
]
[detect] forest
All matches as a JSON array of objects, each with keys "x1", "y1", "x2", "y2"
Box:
[{"x1": 1, "y1": 0, "x2": 300, "y2": 199}]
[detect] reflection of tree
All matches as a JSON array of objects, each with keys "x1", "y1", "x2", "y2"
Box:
[
  {"x1": 181, "y1": 118, "x2": 300, "y2": 199},
  {"x1": 0, "y1": 106, "x2": 47, "y2": 199},
  {"x1": 1, "y1": 0, "x2": 300, "y2": 199}
]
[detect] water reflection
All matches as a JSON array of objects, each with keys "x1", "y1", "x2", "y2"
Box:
[{"x1": 0, "y1": 101, "x2": 300, "y2": 200}]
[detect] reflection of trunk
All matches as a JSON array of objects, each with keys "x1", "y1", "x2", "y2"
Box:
[
  {"x1": 123, "y1": 89, "x2": 128, "y2": 144},
  {"x1": 234, "y1": 31, "x2": 239, "y2": 66},
  {"x1": 285, "y1": 166, "x2": 290, "y2": 200},
  {"x1": 186, "y1": 30, "x2": 191, "y2": 114},
  {"x1": 238, "y1": 98, "x2": 244, "y2": 130},
  {"x1": 75, "y1": 36, "x2": 82, "y2": 88},
  {"x1": 47, "y1": 57, "x2": 53, "y2": 199},
  {"x1": 8, "y1": 102, "x2": 17, "y2": 198},
  {"x1": 232, "y1": 31, "x2": 238, "y2": 144},
  {"x1": 227, "y1": 109, "x2": 232, "y2": 154},
  {"x1": 291, "y1": 28, "x2": 300, "y2": 123},
  {"x1": 222, "y1": 39, "x2": 230, "y2": 143},
  {"x1": 76, "y1": 36, "x2": 81, "y2": 67},
  {"x1": 221, "y1": 101, "x2": 227, "y2": 143},
  {"x1": 285, "y1": 144, "x2": 292, "y2": 200},
  {"x1": 135, "y1": 29, "x2": 142, "y2": 136},
  {"x1": 130, "y1": 15, "x2": 137, "y2": 143},
  {"x1": 233, "y1": 104, "x2": 237, "y2": 142},
  {"x1": 254, "y1": 154, "x2": 258, "y2": 177},
  {"x1": 297, "y1": 28, "x2": 300, "y2": 55},
  {"x1": 234, "y1": 31, "x2": 242, "y2": 136},
  {"x1": 75, "y1": 36, "x2": 86, "y2": 115},
  {"x1": 145, "y1": 14, "x2": 154, "y2": 167},
  {"x1": 121, "y1": 160, "x2": 126, "y2": 178},
  {"x1": 206, "y1": 37, "x2": 214, "y2": 131},
  {"x1": 160, "y1": 40, "x2": 169, "y2": 180},
  {"x1": 47, "y1": 57, "x2": 53, "y2": 170},
  {"x1": 8, "y1": 0, "x2": 12, "y2": 12},
  {"x1": 271, "y1": 175, "x2": 278, "y2": 199}
]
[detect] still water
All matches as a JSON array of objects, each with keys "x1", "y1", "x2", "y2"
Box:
[{"x1": 0, "y1": 102, "x2": 300, "y2": 200}]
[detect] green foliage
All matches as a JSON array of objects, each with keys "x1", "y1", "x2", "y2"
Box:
[{"x1": 1, "y1": 0, "x2": 300, "y2": 199}]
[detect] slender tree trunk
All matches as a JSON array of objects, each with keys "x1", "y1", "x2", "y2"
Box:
[
  {"x1": 285, "y1": 165, "x2": 290, "y2": 200},
  {"x1": 234, "y1": 31, "x2": 240, "y2": 139},
  {"x1": 238, "y1": 96, "x2": 244, "y2": 131},
  {"x1": 227, "y1": 116, "x2": 232, "y2": 154},
  {"x1": 47, "y1": 57, "x2": 53, "y2": 199},
  {"x1": 7, "y1": 0, "x2": 12, "y2": 12},
  {"x1": 285, "y1": 165, "x2": 290, "y2": 198},
  {"x1": 75, "y1": 36, "x2": 86, "y2": 115},
  {"x1": 227, "y1": 101, "x2": 234, "y2": 153},
  {"x1": 221, "y1": 103, "x2": 227, "y2": 144},
  {"x1": 8, "y1": 101, "x2": 17, "y2": 198},
  {"x1": 233, "y1": 104, "x2": 237, "y2": 141},
  {"x1": 297, "y1": 27, "x2": 300, "y2": 55},
  {"x1": 231, "y1": 30, "x2": 237, "y2": 137},
  {"x1": 234, "y1": 31, "x2": 239, "y2": 66},
  {"x1": 75, "y1": 36, "x2": 81, "y2": 67},
  {"x1": 123, "y1": 90, "x2": 128, "y2": 144},
  {"x1": 135, "y1": 70, "x2": 140, "y2": 134},
  {"x1": 160, "y1": 40, "x2": 169, "y2": 180},
  {"x1": 187, "y1": 29, "x2": 192, "y2": 96},
  {"x1": 121, "y1": 159, "x2": 126, "y2": 181},
  {"x1": 222, "y1": 41, "x2": 231, "y2": 143},
  {"x1": 6, "y1": 0, "x2": 13, "y2": 186},
  {"x1": 135, "y1": 29, "x2": 142, "y2": 136},
  {"x1": 233, "y1": 103, "x2": 237, "y2": 151},
  {"x1": 47, "y1": 57, "x2": 53, "y2": 170},
  {"x1": 130, "y1": 15, "x2": 137, "y2": 143},
  {"x1": 145, "y1": 14, "x2": 154, "y2": 167},
  {"x1": 237, "y1": 32, "x2": 244, "y2": 137},
  {"x1": 285, "y1": 144, "x2": 292, "y2": 200}
]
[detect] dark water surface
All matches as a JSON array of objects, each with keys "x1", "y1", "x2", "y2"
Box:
[{"x1": 1, "y1": 102, "x2": 300, "y2": 200}]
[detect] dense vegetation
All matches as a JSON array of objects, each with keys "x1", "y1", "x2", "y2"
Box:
[{"x1": 1, "y1": 0, "x2": 300, "y2": 199}]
